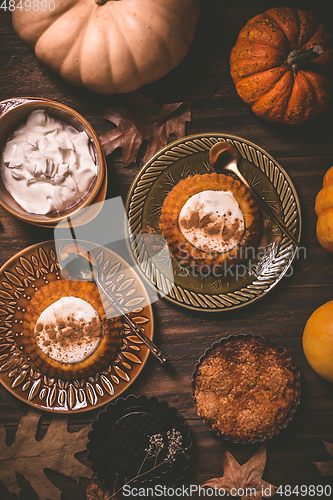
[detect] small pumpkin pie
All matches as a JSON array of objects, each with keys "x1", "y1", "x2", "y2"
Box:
[
  {"x1": 22, "y1": 279, "x2": 123, "y2": 380},
  {"x1": 193, "y1": 335, "x2": 300, "y2": 443},
  {"x1": 159, "y1": 172, "x2": 261, "y2": 271}
]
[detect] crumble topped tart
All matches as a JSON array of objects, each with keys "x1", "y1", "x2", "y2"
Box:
[
  {"x1": 159, "y1": 172, "x2": 261, "y2": 271},
  {"x1": 22, "y1": 279, "x2": 123, "y2": 380},
  {"x1": 193, "y1": 336, "x2": 300, "y2": 442}
]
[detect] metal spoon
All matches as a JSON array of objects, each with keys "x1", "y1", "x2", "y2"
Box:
[
  {"x1": 209, "y1": 142, "x2": 299, "y2": 246},
  {"x1": 62, "y1": 251, "x2": 167, "y2": 364}
]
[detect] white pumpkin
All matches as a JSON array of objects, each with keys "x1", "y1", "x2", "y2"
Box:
[{"x1": 13, "y1": 0, "x2": 200, "y2": 94}]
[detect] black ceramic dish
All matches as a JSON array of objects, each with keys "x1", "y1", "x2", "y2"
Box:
[
  {"x1": 87, "y1": 394, "x2": 193, "y2": 497},
  {"x1": 192, "y1": 333, "x2": 301, "y2": 444}
]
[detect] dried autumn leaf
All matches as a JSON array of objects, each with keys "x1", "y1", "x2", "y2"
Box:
[
  {"x1": 0, "y1": 409, "x2": 91, "y2": 500},
  {"x1": 202, "y1": 444, "x2": 276, "y2": 500},
  {"x1": 313, "y1": 441, "x2": 333, "y2": 476},
  {"x1": 86, "y1": 478, "x2": 112, "y2": 500},
  {"x1": 99, "y1": 91, "x2": 191, "y2": 167}
]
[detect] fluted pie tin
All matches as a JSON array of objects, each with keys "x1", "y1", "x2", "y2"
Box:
[
  {"x1": 87, "y1": 394, "x2": 193, "y2": 495},
  {"x1": 192, "y1": 334, "x2": 301, "y2": 444}
]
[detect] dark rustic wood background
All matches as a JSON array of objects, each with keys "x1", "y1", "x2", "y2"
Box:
[{"x1": 1, "y1": 0, "x2": 333, "y2": 498}]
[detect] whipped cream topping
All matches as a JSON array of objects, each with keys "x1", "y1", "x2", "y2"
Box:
[
  {"x1": 34, "y1": 297, "x2": 102, "y2": 364},
  {"x1": 1, "y1": 110, "x2": 98, "y2": 214},
  {"x1": 178, "y1": 190, "x2": 245, "y2": 253}
]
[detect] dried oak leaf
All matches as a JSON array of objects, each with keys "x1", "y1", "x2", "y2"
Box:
[
  {"x1": 202, "y1": 444, "x2": 276, "y2": 500},
  {"x1": 0, "y1": 409, "x2": 91, "y2": 500},
  {"x1": 313, "y1": 441, "x2": 333, "y2": 476},
  {"x1": 99, "y1": 91, "x2": 191, "y2": 167},
  {"x1": 86, "y1": 479, "x2": 112, "y2": 500}
]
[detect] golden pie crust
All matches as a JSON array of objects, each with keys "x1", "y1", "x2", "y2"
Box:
[
  {"x1": 22, "y1": 280, "x2": 123, "y2": 380},
  {"x1": 193, "y1": 337, "x2": 299, "y2": 442},
  {"x1": 159, "y1": 172, "x2": 261, "y2": 269}
]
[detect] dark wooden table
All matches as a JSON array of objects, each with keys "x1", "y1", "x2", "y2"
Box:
[{"x1": 1, "y1": 1, "x2": 333, "y2": 499}]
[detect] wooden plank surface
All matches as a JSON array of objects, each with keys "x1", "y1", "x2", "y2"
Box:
[{"x1": 1, "y1": 0, "x2": 333, "y2": 498}]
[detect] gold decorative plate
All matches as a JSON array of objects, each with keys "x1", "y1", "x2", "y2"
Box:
[
  {"x1": 0, "y1": 241, "x2": 153, "y2": 413},
  {"x1": 125, "y1": 133, "x2": 302, "y2": 311}
]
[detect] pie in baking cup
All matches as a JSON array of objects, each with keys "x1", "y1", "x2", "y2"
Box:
[
  {"x1": 192, "y1": 334, "x2": 301, "y2": 444},
  {"x1": 21, "y1": 279, "x2": 123, "y2": 380},
  {"x1": 159, "y1": 172, "x2": 261, "y2": 271}
]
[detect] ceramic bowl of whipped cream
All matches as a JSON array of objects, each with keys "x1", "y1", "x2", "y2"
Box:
[{"x1": 0, "y1": 98, "x2": 107, "y2": 226}]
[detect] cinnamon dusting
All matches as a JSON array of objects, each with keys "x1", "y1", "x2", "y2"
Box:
[
  {"x1": 222, "y1": 218, "x2": 242, "y2": 241},
  {"x1": 37, "y1": 314, "x2": 102, "y2": 350},
  {"x1": 178, "y1": 190, "x2": 246, "y2": 254}
]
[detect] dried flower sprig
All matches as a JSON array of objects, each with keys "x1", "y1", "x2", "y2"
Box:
[
  {"x1": 146, "y1": 433, "x2": 165, "y2": 458},
  {"x1": 109, "y1": 429, "x2": 187, "y2": 499},
  {"x1": 165, "y1": 429, "x2": 184, "y2": 463}
]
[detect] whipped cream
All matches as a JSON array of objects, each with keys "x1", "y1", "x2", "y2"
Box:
[
  {"x1": 34, "y1": 297, "x2": 102, "y2": 364},
  {"x1": 1, "y1": 110, "x2": 97, "y2": 214},
  {"x1": 179, "y1": 190, "x2": 245, "y2": 253}
]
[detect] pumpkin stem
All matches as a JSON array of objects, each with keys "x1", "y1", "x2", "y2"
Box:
[{"x1": 287, "y1": 44, "x2": 323, "y2": 69}]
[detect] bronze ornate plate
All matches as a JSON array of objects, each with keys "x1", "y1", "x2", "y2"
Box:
[
  {"x1": 125, "y1": 133, "x2": 302, "y2": 311},
  {"x1": 0, "y1": 241, "x2": 153, "y2": 413}
]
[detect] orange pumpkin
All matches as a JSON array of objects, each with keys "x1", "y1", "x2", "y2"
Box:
[
  {"x1": 315, "y1": 166, "x2": 333, "y2": 252},
  {"x1": 230, "y1": 8, "x2": 333, "y2": 125},
  {"x1": 303, "y1": 300, "x2": 333, "y2": 383}
]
